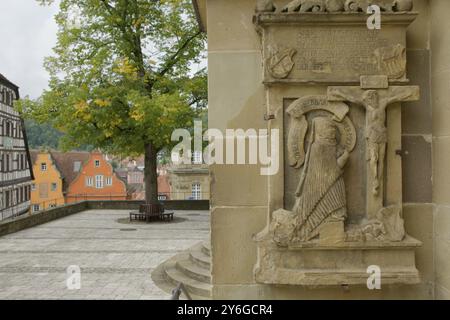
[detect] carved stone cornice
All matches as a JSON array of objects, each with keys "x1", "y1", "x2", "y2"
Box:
[{"x1": 254, "y1": 12, "x2": 418, "y2": 27}]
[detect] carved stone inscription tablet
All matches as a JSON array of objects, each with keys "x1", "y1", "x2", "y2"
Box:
[{"x1": 264, "y1": 27, "x2": 407, "y2": 83}]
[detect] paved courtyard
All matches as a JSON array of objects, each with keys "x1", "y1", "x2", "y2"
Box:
[{"x1": 0, "y1": 209, "x2": 210, "y2": 300}]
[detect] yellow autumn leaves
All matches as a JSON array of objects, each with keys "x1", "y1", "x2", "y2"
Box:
[
  {"x1": 113, "y1": 57, "x2": 139, "y2": 80},
  {"x1": 74, "y1": 100, "x2": 91, "y2": 121}
]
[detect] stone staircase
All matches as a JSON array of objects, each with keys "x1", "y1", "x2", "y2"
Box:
[{"x1": 152, "y1": 241, "x2": 212, "y2": 300}]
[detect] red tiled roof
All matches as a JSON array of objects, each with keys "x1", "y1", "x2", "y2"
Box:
[
  {"x1": 30, "y1": 150, "x2": 91, "y2": 192},
  {"x1": 51, "y1": 151, "x2": 91, "y2": 192}
]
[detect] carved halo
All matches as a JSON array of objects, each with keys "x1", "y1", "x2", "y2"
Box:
[{"x1": 286, "y1": 95, "x2": 356, "y2": 169}]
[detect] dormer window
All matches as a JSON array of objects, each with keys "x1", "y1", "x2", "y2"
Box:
[{"x1": 73, "y1": 161, "x2": 81, "y2": 172}]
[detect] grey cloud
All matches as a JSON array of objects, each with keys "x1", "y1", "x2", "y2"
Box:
[{"x1": 0, "y1": 0, "x2": 59, "y2": 99}]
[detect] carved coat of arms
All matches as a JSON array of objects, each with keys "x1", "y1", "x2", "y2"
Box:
[{"x1": 266, "y1": 48, "x2": 297, "y2": 79}]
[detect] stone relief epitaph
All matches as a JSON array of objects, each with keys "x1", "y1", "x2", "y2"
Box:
[
  {"x1": 272, "y1": 96, "x2": 356, "y2": 246},
  {"x1": 254, "y1": 1, "x2": 421, "y2": 286}
]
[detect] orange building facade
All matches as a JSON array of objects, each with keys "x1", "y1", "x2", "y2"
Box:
[
  {"x1": 66, "y1": 151, "x2": 127, "y2": 203},
  {"x1": 30, "y1": 151, "x2": 65, "y2": 212}
]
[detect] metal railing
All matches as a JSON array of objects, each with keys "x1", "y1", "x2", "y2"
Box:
[
  {"x1": 30, "y1": 192, "x2": 210, "y2": 214},
  {"x1": 66, "y1": 194, "x2": 128, "y2": 203},
  {"x1": 171, "y1": 282, "x2": 192, "y2": 300}
]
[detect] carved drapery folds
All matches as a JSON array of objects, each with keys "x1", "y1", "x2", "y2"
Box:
[{"x1": 271, "y1": 96, "x2": 356, "y2": 246}]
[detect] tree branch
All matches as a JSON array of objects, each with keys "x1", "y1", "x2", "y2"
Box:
[
  {"x1": 100, "y1": 0, "x2": 115, "y2": 15},
  {"x1": 155, "y1": 30, "x2": 202, "y2": 79}
]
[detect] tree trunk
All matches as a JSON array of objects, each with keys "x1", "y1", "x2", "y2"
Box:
[{"x1": 144, "y1": 142, "x2": 159, "y2": 204}]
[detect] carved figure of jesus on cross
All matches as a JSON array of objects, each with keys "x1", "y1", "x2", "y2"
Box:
[{"x1": 328, "y1": 80, "x2": 419, "y2": 218}]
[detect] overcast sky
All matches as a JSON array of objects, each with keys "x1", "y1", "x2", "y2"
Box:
[
  {"x1": 0, "y1": 1, "x2": 206, "y2": 100},
  {"x1": 0, "y1": 1, "x2": 59, "y2": 99}
]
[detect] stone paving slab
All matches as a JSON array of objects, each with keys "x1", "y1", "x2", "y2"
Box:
[{"x1": 0, "y1": 209, "x2": 210, "y2": 300}]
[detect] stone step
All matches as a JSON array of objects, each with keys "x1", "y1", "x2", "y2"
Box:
[
  {"x1": 176, "y1": 258, "x2": 211, "y2": 283},
  {"x1": 189, "y1": 248, "x2": 211, "y2": 269},
  {"x1": 201, "y1": 242, "x2": 211, "y2": 257},
  {"x1": 164, "y1": 259, "x2": 212, "y2": 298}
]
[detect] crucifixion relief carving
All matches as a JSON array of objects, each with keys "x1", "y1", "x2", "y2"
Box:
[{"x1": 328, "y1": 81, "x2": 419, "y2": 218}]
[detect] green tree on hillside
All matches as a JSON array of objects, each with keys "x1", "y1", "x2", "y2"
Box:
[
  {"x1": 24, "y1": 120, "x2": 63, "y2": 150},
  {"x1": 21, "y1": 0, "x2": 207, "y2": 204}
]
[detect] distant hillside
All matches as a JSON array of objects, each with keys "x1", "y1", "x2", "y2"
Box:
[
  {"x1": 24, "y1": 120, "x2": 93, "y2": 152},
  {"x1": 24, "y1": 119, "x2": 63, "y2": 150}
]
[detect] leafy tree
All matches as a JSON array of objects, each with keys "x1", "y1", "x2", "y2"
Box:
[{"x1": 21, "y1": 0, "x2": 207, "y2": 203}]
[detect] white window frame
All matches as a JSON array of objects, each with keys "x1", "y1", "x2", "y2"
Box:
[
  {"x1": 106, "y1": 176, "x2": 112, "y2": 186},
  {"x1": 86, "y1": 177, "x2": 93, "y2": 187},
  {"x1": 73, "y1": 161, "x2": 81, "y2": 172},
  {"x1": 158, "y1": 194, "x2": 167, "y2": 201},
  {"x1": 41, "y1": 163, "x2": 47, "y2": 171},
  {"x1": 193, "y1": 151, "x2": 203, "y2": 164},
  {"x1": 191, "y1": 183, "x2": 201, "y2": 200},
  {"x1": 95, "y1": 175, "x2": 104, "y2": 189},
  {"x1": 32, "y1": 204, "x2": 40, "y2": 212},
  {"x1": 94, "y1": 160, "x2": 100, "y2": 167}
]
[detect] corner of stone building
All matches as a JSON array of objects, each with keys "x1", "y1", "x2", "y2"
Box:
[{"x1": 429, "y1": 0, "x2": 450, "y2": 301}]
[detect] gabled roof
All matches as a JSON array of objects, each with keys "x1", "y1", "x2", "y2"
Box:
[
  {"x1": 0, "y1": 73, "x2": 20, "y2": 98},
  {"x1": 30, "y1": 150, "x2": 91, "y2": 192},
  {"x1": 50, "y1": 151, "x2": 90, "y2": 192},
  {"x1": 30, "y1": 150, "x2": 63, "y2": 180},
  {"x1": 30, "y1": 150, "x2": 40, "y2": 166}
]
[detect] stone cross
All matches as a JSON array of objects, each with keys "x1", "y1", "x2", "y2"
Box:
[{"x1": 327, "y1": 76, "x2": 419, "y2": 219}]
